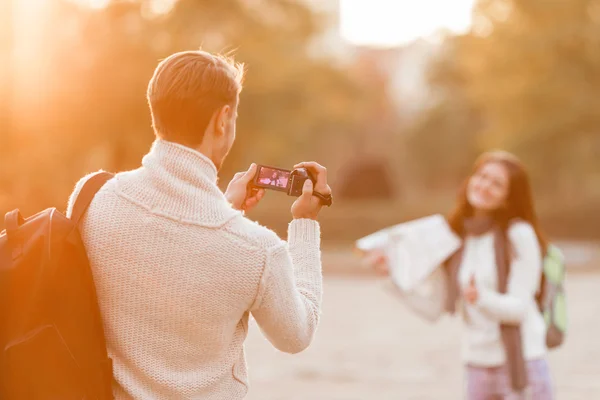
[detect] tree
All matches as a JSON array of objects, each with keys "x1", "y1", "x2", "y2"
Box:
[
  {"x1": 412, "y1": 0, "x2": 600, "y2": 211},
  {"x1": 457, "y1": 0, "x2": 600, "y2": 201},
  {"x1": 2, "y1": 0, "x2": 378, "y2": 217},
  {"x1": 0, "y1": 0, "x2": 16, "y2": 209},
  {"x1": 403, "y1": 36, "x2": 481, "y2": 192},
  {"x1": 409, "y1": 0, "x2": 600, "y2": 236}
]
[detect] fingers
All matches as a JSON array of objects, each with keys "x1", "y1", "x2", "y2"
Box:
[
  {"x1": 300, "y1": 179, "x2": 314, "y2": 201},
  {"x1": 245, "y1": 163, "x2": 257, "y2": 177},
  {"x1": 231, "y1": 171, "x2": 245, "y2": 182},
  {"x1": 374, "y1": 262, "x2": 389, "y2": 276},
  {"x1": 375, "y1": 254, "x2": 386, "y2": 265},
  {"x1": 243, "y1": 189, "x2": 265, "y2": 211},
  {"x1": 368, "y1": 251, "x2": 389, "y2": 276},
  {"x1": 463, "y1": 276, "x2": 478, "y2": 304},
  {"x1": 465, "y1": 290, "x2": 478, "y2": 304},
  {"x1": 243, "y1": 198, "x2": 256, "y2": 210},
  {"x1": 231, "y1": 163, "x2": 256, "y2": 182},
  {"x1": 294, "y1": 161, "x2": 328, "y2": 193},
  {"x1": 294, "y1": 161, "x2": 326, "y2": 176},
  {"x1": 232, "y1": 163, "x2": 257, "y2": 186},
  {"x1": 366, "y1": 251, "x2": 385, "y2": 265},
  {"x1": 256, "y1": 188, "x2": 265, "y2": 201}
]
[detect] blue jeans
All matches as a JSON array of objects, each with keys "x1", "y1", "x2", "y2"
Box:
[{"x1": 465, "y1": 359, "x2": 553, "y2": 400}]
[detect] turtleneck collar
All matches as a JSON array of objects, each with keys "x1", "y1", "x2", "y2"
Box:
[
  {"x1": 144, "y1": 139, "x2": 218, "y2": 185},
  {"x1": 114, "y1": 139, "x2": 240, "y2": 227}
]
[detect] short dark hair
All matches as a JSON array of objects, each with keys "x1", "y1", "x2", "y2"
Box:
[{"x1": 147, "y1": 50, "x2": 245, "y2": 146}]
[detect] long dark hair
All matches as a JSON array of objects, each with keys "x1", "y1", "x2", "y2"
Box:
[{"x1": 447, "y1": 150, "x2": 548, "y2": 253}]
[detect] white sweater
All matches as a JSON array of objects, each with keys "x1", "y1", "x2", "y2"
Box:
[
  {"x1": 66, "y1": 139, "x2": 323, "y2": 399},
  {"x1": 459, "y1": 222, "x2": 547, "y2": 366}
]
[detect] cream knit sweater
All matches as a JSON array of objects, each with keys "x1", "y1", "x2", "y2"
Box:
[
  {"x1": 66, "y1": 139, "x2": 323, "y2": 399},
  {"x1": 458, "y1": 222, "x2": 547, "y2": 367}
]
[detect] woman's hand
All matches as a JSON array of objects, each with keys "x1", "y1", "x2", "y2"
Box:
[
  {"x1": 364, "y1": 250, "x2": 389, "y2": 276},
  {"x1": 463, "y1": 275, "x2": 479, "y2": 304}
]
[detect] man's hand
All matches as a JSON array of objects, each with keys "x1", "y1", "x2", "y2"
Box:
[
  {"x1": 290, "y1": 161, "x2": 332, "y2": 220},
  {"x1": 225, "y1": 163, "x2": 265, "y2": 212},
  {"x1": 463, "y1": 275, "x2": 479, "y2": 305}
]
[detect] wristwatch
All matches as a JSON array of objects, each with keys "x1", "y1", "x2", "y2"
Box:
[{"x1": 312, "y1": 191, "x2": 333, "y2": 207}]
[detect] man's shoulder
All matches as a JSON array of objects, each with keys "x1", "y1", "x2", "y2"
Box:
[
  {"x1": 68, "y1": 168, "x2": 141, "y2": 199},
  {"x1": 66, "y1": 170, "x2": 118, "y2": 218},
  {"x1": 223, "y1": 215, "x2": 285, "y2": 251}
]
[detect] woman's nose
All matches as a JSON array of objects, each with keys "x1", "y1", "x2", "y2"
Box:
[{"x1": 479, "y1": 180, "x2": 492, "y2": 192}]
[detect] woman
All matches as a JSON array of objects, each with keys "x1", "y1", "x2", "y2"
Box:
[{"x1": 371, "y1": 151, "x2": 554, "y2": 399}]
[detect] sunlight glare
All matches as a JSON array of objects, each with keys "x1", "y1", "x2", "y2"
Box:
[
  {"x1": 340, "y1": 0, "x2": 475, "y2": 47},
  {"x1": 149, "y1": 0, "x2": 177, "y2": 15},
  {"x1": 88, "y1": 0, "x2": 110, "y2": 9}
]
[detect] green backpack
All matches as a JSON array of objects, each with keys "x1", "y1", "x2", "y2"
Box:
[{"x1": 538, "y1": 244, "x2": 567, "y2": 349}]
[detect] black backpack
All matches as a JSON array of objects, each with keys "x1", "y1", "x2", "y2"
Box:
[{"x1": 0, "y1": 171, "x2": 114, "y2": 399}]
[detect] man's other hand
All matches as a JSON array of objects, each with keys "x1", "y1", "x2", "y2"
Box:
[{"x1": 290, "y1": 161, "x2": 331, "y2": 220}]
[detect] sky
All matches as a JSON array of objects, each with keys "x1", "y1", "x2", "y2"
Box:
[{"x1": 339, "y1": 0, "x2": 476, "y2": 47}]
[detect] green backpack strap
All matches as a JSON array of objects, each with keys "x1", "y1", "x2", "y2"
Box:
[{"x1": 541, "y1": 244, "x2": 567, "y2": 349}]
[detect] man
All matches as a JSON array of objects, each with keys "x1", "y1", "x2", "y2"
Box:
[{"x1": 66, "y1": 50, "x2": 330, "y2": 399}]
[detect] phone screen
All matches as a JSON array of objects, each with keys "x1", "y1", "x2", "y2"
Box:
[{"x1": 255, "y1": 166, "x2": 291, "y2": 191}]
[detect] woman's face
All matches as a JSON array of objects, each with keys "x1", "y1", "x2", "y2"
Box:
[{"x1": 466, "y1": 161, "x2": 510, "y2": 212}]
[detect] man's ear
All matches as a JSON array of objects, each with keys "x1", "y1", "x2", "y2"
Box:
[{"x1": 214, "y1": 104, "x2": 231, "y2": 137}]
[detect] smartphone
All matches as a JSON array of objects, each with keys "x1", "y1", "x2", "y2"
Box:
[{"x1": 251, "y1": 165, "x2": 292, "y2": 192}]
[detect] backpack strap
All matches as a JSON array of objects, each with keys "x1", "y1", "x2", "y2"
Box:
[
  {"x1": 4, "y1": 209, "x2": 26, "y2": 255},
  {"x1": 70, "y1": 171, "x2": 114, "y2": 226}
]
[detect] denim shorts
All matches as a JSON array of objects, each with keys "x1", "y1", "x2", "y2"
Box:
[{"x1": 465, "y1": 359, "x2": 553, "y2": 400}]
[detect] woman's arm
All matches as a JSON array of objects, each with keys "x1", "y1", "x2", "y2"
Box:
[{"x1": 476, "y1": 222, "x2": 543, "y2": 325}]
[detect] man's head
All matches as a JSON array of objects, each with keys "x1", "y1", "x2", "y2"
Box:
[{"x1": 147, "y1": 50, "x2": 245, "y2": 170}]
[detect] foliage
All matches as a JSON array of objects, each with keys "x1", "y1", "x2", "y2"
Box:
[
  {"x1": 0, "y1": 0, "x2": 376, "y2": 218},
  {"x1": 407, "y1": 0, "x2": 600, "y2": 224}
]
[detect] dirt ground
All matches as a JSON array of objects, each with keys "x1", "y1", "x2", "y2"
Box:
[{"x1": 244, "y1": 269, "x2": 600, "y2": 400}]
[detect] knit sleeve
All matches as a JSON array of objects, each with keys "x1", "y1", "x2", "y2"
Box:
[
  {"x1": 250, "y1": 219, "x2": 323, "y2": 354},
  {"x1": 476, "y1": 222, "x2": 543, "y2": 324}
]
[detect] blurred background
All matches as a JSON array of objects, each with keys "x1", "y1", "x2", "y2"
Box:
[{"x1": 1, "y1": 0, "x2": 599, "y2": 399}]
